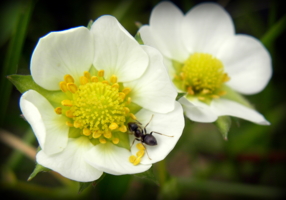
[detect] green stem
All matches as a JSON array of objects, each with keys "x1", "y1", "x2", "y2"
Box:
[
  {"x1": 261, "y1": 14, "x2": 286, "y2": 48},
  {"x1": 0, "y1": 0, "x2": 34, "y2": 127},
  {"x1": 156, "y1": 159, "x2": 167, "y2": 186}
]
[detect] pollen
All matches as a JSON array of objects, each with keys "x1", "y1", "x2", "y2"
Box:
[
  {"x1": 136, "y1": 143, "x2": 145, "y2": 150},
  {"x1": 55, "y1": 70, "x2": 137, "y2": 147},
  {"x1": 174, "y1": 53, "x2": 230, "y2": 104}
]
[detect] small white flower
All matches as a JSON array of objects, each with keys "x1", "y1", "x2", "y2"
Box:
[
  {"x1": 20, "y1": 15, "x2": 184, "y2": 182},
  {"x1": 139, "y1": 2, "x2": 272, "y2": 125}
]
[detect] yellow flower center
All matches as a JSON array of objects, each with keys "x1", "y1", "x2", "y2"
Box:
[
  {"x1": 55, "y1": 70, "x2": 137, "y2": 145},
  {"x1": 173, "y1": 53, "x2": 230, "y2": 104}
]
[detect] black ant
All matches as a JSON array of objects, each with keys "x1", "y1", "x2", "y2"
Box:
[{"x1": 128, "y1": 115, "x2": 173, "y2": 160}]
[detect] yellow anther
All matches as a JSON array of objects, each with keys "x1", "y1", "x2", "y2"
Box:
[
  {"x1": 103, "y1": 131, "x2": 112, "y2": 139},
  {"x1": 111, "y1": 83, "x2": 119, "y2": 89},
  {"x1": 54, "y1": 107, "x2": 62, "y2": 114},
  {"x1": 223, "y1": 73, "x2": 230, "y2": 82},
  {"x1": 218, "y1": 91, "x2": 227, "y2": 96},
  {"x1": 67, "y1": 83, "x2": 77, "y2": 93},
  {"x1": 187, "y1": 86, "x2": 194, "y2": 95},
  {"x1": 129, "y1": 155, "x2": 136, "y2": 163},
  {"x1": 64, "y1": 74, "x2": 74, "y2": 83},
  {"x1": 122, "y1": 87, "x2": 131, "y2": 95},
  {"x1": 109, "y1": 123, "x2": 118, "y2": 130},
  {"x1": 98, "y1": 70, "x2": 104, "y2": 77},
  {"x1": 92, "y1": 131, "x2": 102, "y2": 138},
  {"x1": 84, "y1": 71, "x2": 91, "y2": 79},
  {"x1": 127, "y1": 97, "x2": 131, "y2": 104},
  {"x1": 201, "y1": 89, "x2": 211, "y2": 94},
  {"x1": 119, "y1": 125, "x2": 127, "y2": 132},
  {"x1": 61, "y1": 99, "x2": 73, "y2": 107},
  {"x1": 83, "y1": 128, "x2": 91, "y2": 136},
  {"x1": 130, "y1": 113, "x2": 137, "y2": 120},
  {"x1": 99, "y1": 138, "x2": 106, "y2": 144},
  {"x1": 110, "y1": 75, "x2": 118, "y2": 83},
  {"x1": 136, "y1": 150, "x2": 145, "y2": 158},
  {"x1": 59, "y1": 81, "x2": 68, "y2": 92},
  {"x1": 112, "y1": 138, "x2": 119, "y2": 144},
  {"x1": 102, "y1": 80, "x2": 110, "y2": 85},
  {"x1": 211, "y1": 95, "x2": 220, "y2": 99},
  {"x1": 133, "y1": 157, "x2": 141, "y2": 165},
  {"x1": 73, "y1": 121, "x2": 81, "y2": 128},
  {"x1": 124, "y1": 107, "x2": 130, "y2": 114},
  {"x1": 91, "y1": 76, "x2": 98, "y2": 82},
  {"x1": 65, "y1": 110, "x2": 74, "y2": 118},
  {"x1": 119, "y1": 92, "x2": 126, "y2": 100},
  {"x1": 80, "y1": 76, "x2": 89, "y2": 85},
  {"x1": 66, "y1": 121, "x2": 73, "y2": 127},
  {"x1": 136, "y1": 143, "x2": 145, "y2": 150},
  {"x1": 198, "y1": 96, "x2": 205, "y2": 101}
]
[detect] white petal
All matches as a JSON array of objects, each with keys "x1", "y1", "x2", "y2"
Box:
[
  {"x1": 37, "y1": 137, "x2": 103, "y2": 182},
  {"x1": 211, "y1": 99, "x2": 270, "y2": 125},
  {"x1": 140, "y1": 1, "x2": 189, "y2": 62},
  {"x1": 124, "y1": 46, "x2": 177, "y2": 113},
  {"x1": 182, "y1": 3, "x2": 234, "y2": 55},
  {"x1": 84, "y1": 142, "x2": 151, "y2": 175},
  {"x1": 130, "y1": 102, "x2": 184, "y2": 165},
  {"x1": 20, "y1": 90, "x2": 68, "y2": 155},
  {"x1": 217, "y1": 35, "x2": 272, "y2": 94},
  {"x1": 179, "y1": 97, "x2": 218, "y2": 122},
  {"x1": 91, "y1": 15, "x2": 148, "y2": 82},
  {"x1": 31, "y1": 27, "x2": 94, "y2": 90}
]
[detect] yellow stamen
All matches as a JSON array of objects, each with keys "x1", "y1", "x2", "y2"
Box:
[
  {"x1": 83, "y1": 128, "x2": 91, "y2": 136},
  {"x1": 91, "y1": 76, "x2": 98, "y2": 82},
  {"x1": 109, "y1": 123, "x2": 118, "y2": 130},
  {"x1": 127, "y1": 97, "x2": 131, "y2": 104},
  {"x1": 136, "y1": 143, "x2": 145, "y2": 150},
  {"x1": 119, "y1": 125, "x2": 127, "y2": 132},
  {"x1": 133, "y1": 157, "x2": 141, "y2": 165},
  {"x1": 93, "y1": 131, "x2": 102, "y2": 138},
  {"x1": 54, "y1": 107, "x2": 62, "y2": 114},
  {"x1": 218, "y1": 91, "x2": 227, "y2": 96},
  {"x1": 201, "y1": 89, "x2": 211, "y2": 94},
  {"x1": 65, "y1": 110, "x2": 74, "y2": 118},
  {"x1": 67, "y1": 83, "x2": 77, "y2": 93},
  {"x1": 98, "y1": 70, "x2": 104, "y2": 77},
  {"x1": 122, "y1": 87, "x2": 131, "y2": 95},
  {"x1": 124, "y1": 107, "x2": 130, "y2": 114},
  {"x1": 103, "y1": 131, "x2": 112, "y2": 139},
  {"x1": 84, "y1": 71, "x2": 91, "y2": 79},
  {"x1": 136, "y1": 150, "x2": 145, "y2": 158},
  {"x1": 99, "y1": 138, "x2": 106, "y2": 144},
  {"x1": 102, "y1": 80, "x2": 109, "y2": 85},
  {"x1": 112, "y1": 138, "x2": 119, "y2": 144},
  {"x1": 80, "y1": 76, "x2": 89, "y2": 85},
  {"x1": 187, "y1": 86, "x2": 194, "y2": 95},
  {"x1": 61, "y1": 99, "x2": 73, "y2": 107},
  {"x1": 59, "y1": 81, "x2": 68, "y2": 92},
  {"x1": 198, "y1": 96, "x2": 205, "y2": 101},
  {"x1": 112, "y1": 83, "x2": 119, "y2": 89},
  {"x1": 211, "y1": 95, "x2": 220, "y2": 99},
  {"x1": 130, "y1": 113, "x2": 137, "y2": 120},
  {"x1": 66, "y1": 121, "x2": 73, "y2": 127},
  {"x1": 129, "y1": 155, "x2": 136, "y2": 163},
  {"x1": 64, "y1": 74, "x2": 74, "y2": 83},
  {"x1": 223, "y1": 73, "x2": 230, "y2": 82},
  {"x1": 110, "y1": 75, "x2": 118, "y2": 83},
  {"x1": 73, "y1": 121, "x2": 81, "y2": 128},
  {"x1": 119, "y1": 92, "x2": 126, "y2": 100}
]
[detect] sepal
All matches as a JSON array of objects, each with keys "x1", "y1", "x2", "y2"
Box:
[
  {"x1": 214, "y1": 116, "x2": 232, "y2": 140},
  {"x1": 28, "y1": 163, "x2": 51, "y2": 181},
  {"x1": 134, "y1": 166, "x2": 159, "y2": 185}
]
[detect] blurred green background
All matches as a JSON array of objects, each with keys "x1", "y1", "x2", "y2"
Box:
[{"x1": 0, "y1": 0, "x2": 285, "y2": 199}]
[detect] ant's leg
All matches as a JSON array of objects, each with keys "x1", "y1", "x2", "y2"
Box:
[
  {"x1": 142, "y1": 143, "x2": 152, "y2": 160},
  {"x1": 131, "y1": 138, "x2": 141, "y2": 148},
  {"x1": 144, "y1": 114, "x2": 154, "y2": 133},
  {"x1": 150, "y1": 131, "x2": 173, "y2": 137}
]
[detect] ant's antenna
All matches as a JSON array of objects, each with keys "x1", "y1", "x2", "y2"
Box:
[{"x1": 151, "y1": 131, "x2": 173, "y2": 137}]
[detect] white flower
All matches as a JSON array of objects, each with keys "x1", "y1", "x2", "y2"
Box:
[
  {"x1": 139, "y1": 2, "x2": 271, "y2": 125},
  {"x1": 20, "y1": 15, "x2": 184, "y2": 182}
]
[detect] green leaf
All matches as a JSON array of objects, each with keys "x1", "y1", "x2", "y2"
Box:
[
  {"x1": 7, "y1": 74, "x2": 66, "y2": 106},
  {"x1": 176, "y1": 92, "x2": 186, "y2": 100},
  {"x1": 222, "y1": 85, "x2": 253, "y2": 109},
  {"x1": 135, "y1": 32, "x2": 143, "y2": 45},
  {"x1": 214, "y1": 116, "x2": 232, "y2": 140},
  {"x1": 28, "y1": 163, "x2": 51, "y2": 181},
  {"x1": 134, "y1": 166, "x2": 159, "y2": 185}
]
